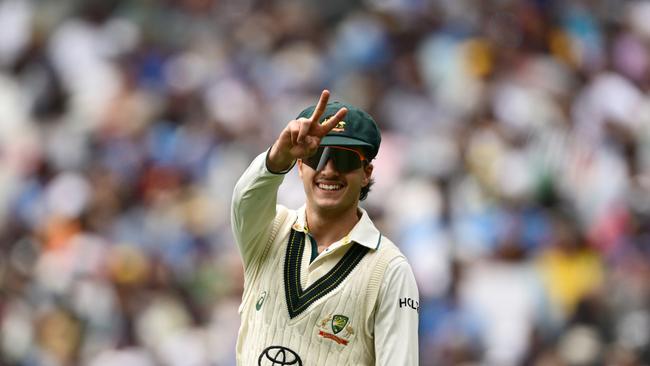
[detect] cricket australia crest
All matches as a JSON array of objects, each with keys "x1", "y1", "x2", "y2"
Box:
[
  {"x1": 316, "y1": 314, "x2": 354, "y2": 346},
  {"x1": 321, "y1": 118, "x2": 346, "y2": 132}
]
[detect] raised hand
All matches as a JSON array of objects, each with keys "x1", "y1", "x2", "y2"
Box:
[{"x1": 267, "y1": 90, "x2": 347, "y2": 173}]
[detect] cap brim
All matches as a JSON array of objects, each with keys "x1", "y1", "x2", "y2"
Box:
[{"x1": 320, "y1": 135, "x2": 373, "y2": 149}]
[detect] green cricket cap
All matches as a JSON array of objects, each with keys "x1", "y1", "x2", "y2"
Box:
[{"x1": 297, "y1": 101, "x2": 381, "y2": 160}]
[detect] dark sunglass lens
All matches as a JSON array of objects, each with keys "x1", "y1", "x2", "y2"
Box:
[
  {"x1": 331, "y1": 149, "x2": 363, "y2": 172},
  {"x1": 304, "y1": 147, "x2": 324, "y2": 169}
]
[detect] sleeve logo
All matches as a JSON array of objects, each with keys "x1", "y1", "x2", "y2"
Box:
[{"x1": 399, "y1": 297, "x2": 420, "y2": 312}]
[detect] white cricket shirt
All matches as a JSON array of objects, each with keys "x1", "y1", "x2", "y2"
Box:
[{"x1": 231, "y1": 152, "x2": 419, "y2": 365}]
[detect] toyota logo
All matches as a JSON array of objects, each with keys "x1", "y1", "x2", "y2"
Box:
[{"x1": 258, "y1": 346, "x2": 303, "y2": 366}]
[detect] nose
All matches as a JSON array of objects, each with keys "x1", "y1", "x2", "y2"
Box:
[{"x1": 318, "y1": 157, "x2": 340, "y2": 175}]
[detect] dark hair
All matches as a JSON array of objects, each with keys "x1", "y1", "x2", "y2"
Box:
[{"x1": 360, "y1": 178, "x2": 374, "y2": 201}]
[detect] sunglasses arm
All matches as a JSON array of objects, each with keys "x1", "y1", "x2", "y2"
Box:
[{"x1": 316, "y1": 147, "x2": 331, "y2": 172}]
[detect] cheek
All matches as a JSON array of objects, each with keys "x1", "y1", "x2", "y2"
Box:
[
  {"x1": 348, "y1": 174, "x2": 366, "y2": 191},
  {"x1": 301, "y1": 173, "x2": 312, "y2": 189}
]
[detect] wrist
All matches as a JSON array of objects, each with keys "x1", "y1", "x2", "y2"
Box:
[{"x1": 266, "y1": 144, "x2": 296, "y2": 174}]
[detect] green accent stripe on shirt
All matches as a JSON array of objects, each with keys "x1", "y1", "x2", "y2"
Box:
[{"x1": 307, "y1": 233, "x2": 318, "y2": 264}]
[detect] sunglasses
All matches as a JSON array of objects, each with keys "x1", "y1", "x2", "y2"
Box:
[{"x1": 303, "y1": 146, "x2": 367, "y2": 173}]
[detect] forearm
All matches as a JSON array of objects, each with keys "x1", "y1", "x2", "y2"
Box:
[{"x1": 231, "y1": 150, "x2": 287, "y2": 267}]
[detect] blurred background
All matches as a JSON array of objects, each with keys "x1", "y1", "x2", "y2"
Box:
[{"x1": 0, "y1": 0, "x2": 649, "y2": 365}]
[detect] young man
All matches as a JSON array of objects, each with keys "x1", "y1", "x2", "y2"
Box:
[{"x1": 231, "y1": 90, "x2": 419, "y2": 365}]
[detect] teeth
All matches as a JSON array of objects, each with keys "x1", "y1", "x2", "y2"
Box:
[{"x1": 318, "y1": 183, "x2": 342, "y2": 191}]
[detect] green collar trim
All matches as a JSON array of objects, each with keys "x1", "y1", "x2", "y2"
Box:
[
  {"x1": 307, "y1": 233, "x2": 318, "y2": 264},
  {"x1": 284, "y1": 230, "x2": 369, "y2": 319}
]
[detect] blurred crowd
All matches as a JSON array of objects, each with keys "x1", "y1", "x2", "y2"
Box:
[{"x1": 0, "y1": 0, "x2": 649, "y2": 365}]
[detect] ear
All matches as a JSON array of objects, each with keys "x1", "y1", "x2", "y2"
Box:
[
  {"x1": 297, "y1": 159, "x2": 304, "y2": 177},
  {"x1": 362, "y1": 163, "x2": 373, "y2": 187}
]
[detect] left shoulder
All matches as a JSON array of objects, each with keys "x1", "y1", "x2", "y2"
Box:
[
  {"x1": 373, "y1": 236, "x2": 417, "y2": 289},
  {"x1": 362, "y1": 234, "x2": 416, "y2": 287}
]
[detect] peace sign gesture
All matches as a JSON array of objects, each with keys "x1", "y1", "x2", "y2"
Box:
[{"x1": 267, "y1": 90, "x2": 348, "y2": 173}]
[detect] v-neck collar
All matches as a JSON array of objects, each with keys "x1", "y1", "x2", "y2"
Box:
[
  {"x1": 293, "y1": 205, "x2": 382, "y2": 251},
  {"x1": 284, "y1": 229, "x2": 369, "y2": 319}
]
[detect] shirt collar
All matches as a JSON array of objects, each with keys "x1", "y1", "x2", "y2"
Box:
[{"x1": 293, "y1": 205, "x2": 381, "y2": 250}]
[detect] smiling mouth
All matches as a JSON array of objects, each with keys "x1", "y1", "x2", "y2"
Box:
[{"x1": 316, "y1": 182, "x2": 343, "y2": 191}]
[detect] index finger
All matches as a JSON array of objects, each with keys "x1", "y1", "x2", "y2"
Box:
[
  {"x1": 310, "y1": 90, "x2": 330, "y2": 124},
  {"x1": 318, "y1": 107, "x2": 347, "y2": 136}
]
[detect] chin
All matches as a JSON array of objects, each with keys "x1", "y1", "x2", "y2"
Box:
[
  {"x1": 314, "y1": 199, "x2": 343, "y2": 212},
  {"x1": 314, "y1": 195, "x2": 358, "y2": 213}
]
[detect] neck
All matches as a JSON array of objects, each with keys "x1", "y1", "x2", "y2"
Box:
[{"x1": 305, "y1": 205, "x2": 360, "y2": 251}]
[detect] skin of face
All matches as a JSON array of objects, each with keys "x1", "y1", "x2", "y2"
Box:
[{"x1": 297, "y1": 148, "x2": 373, "y2": 218}]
